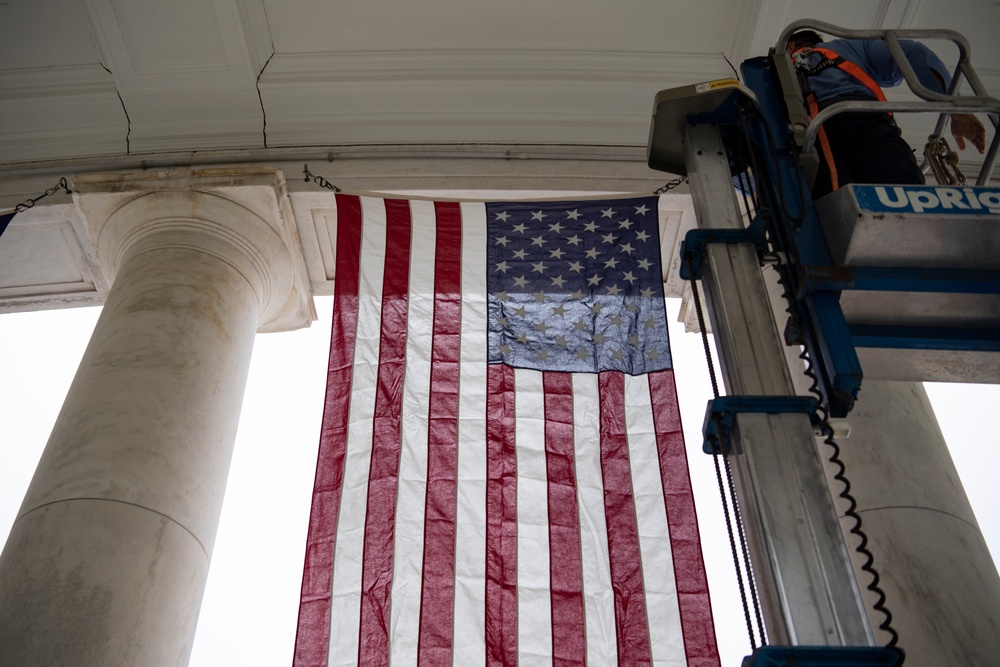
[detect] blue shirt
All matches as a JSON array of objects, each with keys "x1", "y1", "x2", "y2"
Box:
[{"x1": 794, "y1": 38, "x2": 951, "y2": 108}]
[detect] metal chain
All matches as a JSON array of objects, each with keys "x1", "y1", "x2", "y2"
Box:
[
  {"x1": 303, "y1": 164, "x2": 341, "y2": 193},
  {"x1": 725, "y1": 453, "x2": 768, "y2": 645},
  {"x1": 303, "y1": 164, "x2": 681, "y2": 197},
  {"x1": 653, "y1": 175, "x2": 687, "y2": 195},
  {"x1": 9, "y1": 178, "x2": 72, "y2": 213},
  {"x1": 685, "y1": 253, "x2": 761, "y2": 650}
]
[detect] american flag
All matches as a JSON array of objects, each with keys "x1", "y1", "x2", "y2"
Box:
[{"x1": 294, "y1": 194, "x2": 719, "y2": 666}]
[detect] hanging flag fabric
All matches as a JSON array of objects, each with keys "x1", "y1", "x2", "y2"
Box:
[
  {"x1": 294, "y1": 194, "x2": 720, "y2": 667},
  {"x1": 0, "y1": 211, "x2": 16, "y2": 240}
]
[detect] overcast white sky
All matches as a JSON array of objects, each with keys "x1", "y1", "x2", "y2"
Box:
[{"x1": 1, "y1": 297, "x2": 998, "y2": 666}]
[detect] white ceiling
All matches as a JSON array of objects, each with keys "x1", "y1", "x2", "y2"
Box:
[{"x1": 1, "y1": 0, "x2": 997, "y2": 167}]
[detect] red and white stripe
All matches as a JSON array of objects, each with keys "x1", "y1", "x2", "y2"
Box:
[{"x1": 294, "y1": 194, "x2": 719, "y2": 667}]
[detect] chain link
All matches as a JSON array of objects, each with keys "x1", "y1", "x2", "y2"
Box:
[
  {"x1": 303, "y1": 165, "x2": 684, "y2": 198},
  {"x1": 303, "y1": 164, "x2": 341, "y2": 193},
  {"x1": 653, "y1": 175, "x2": 687, "y2": 195},
  {"x1": 11, "y1": 177, "x2": 72, "y2": 213}
]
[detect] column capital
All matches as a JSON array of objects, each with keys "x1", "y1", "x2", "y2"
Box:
[{"x1": 74, "y1": 166, "x2": 315, "y2": 332}]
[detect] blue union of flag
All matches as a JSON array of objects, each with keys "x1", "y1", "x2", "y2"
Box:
[{"x1": 486, "y1": 197, "x2": 670, "y2": 375}]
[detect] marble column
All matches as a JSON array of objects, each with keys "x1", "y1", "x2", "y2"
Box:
[
  {"x1": 836, "y1": 380, "x2": 1000, "y2": 666},
  {"x1": 0, "y1": 168, "x2": 312, "y2": 667}
]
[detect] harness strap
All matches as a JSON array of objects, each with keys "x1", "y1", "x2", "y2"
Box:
[
  {"x1": 793, "y1": 46, "x2": 889, "y2": 105},
  {"x1": 792, "y1": 45, "x2": 893, "y2": 191},
  {"x1": 807, "y1": 93, "x2": 839, "y2": 190}
]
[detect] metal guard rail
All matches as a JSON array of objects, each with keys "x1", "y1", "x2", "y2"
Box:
[{"x1": 774, "y1": 19, "x2": 1000, "y2": 185}]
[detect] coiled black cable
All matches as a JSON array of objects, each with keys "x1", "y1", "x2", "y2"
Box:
[{"x1": 762, "y1": 196, "x2": 901, "y2": 652}]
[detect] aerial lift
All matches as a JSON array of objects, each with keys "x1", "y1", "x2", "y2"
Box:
[{"x1": 647, "y1": 20, "x2": 1000, "y2": 667}]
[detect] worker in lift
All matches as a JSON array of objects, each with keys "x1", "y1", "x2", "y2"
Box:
[{"x1": 786, "y1": 30, "x2": 987, "y2": 196}]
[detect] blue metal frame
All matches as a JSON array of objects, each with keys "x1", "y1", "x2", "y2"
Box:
[
  {"x1": 736, "y1": 56, "x2": 864, "y2": 417},
  {"x1": 742, "y1": 645, "x2": 904, "y2": 667},
  {"x1": 701, "y1": 396, "x2": 820, "y2": 454},
  {"x1": 736, "y1": 55, "x2": 1000, "y2": 416},
  {"x1": 675, "y1": 56, "x2": 999, "y2": 418},
  {"x1": 679, "y1": 214, "x2": 769, "y2": 280},
  {"x1": 850, "y1": 324, "x2": 1000, "y2": 352},
  {"x1": 803, "y1": 266, "x2": 1000, "y2": 294}
]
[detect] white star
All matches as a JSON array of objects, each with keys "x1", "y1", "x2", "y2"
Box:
[
  {"x1": 640, "y1": 287, "x2": 655, "y2": 298},
  {"x1": 585, "y1": 248, "x2": 599, "y2": 260},
  {"x1": 495, "y1": 261, "x2": 511, "y2": 273},
  {"x1": 495, "y1": 236, "x2": 510, "y2": 247},
  {"x1": 635, "y1": 230, "x2": 651, "y2": 242},
  {"x1": 635, "y1": 204, "x2": 650, "y2": 216},
  {"x1": 512, "y1": 223, "x2": 528, "y2": 234},
  {"x1": 531, "y1": 235, "x2": 546, "y2": 247},
  {"x1": 606, "y1": 284, "x2": 622, "y2": 296},
  {"x1": 571, "y1": 290, "x2": 586, "y2": 300},
  {"x1": 495, "y1": 211, "x2": 511, "y2": 222},
  {"x1": 601, "y1": 232, "x2": 617, "y2": 244},
  {"x1": 551, "y1": 275, "x2": 567, "y2": 288},
  {"x1": 549, "y1": 248, "x2": 565, "y2": 260},
  {"x1": 567, "y1": 261, "x2": 584, "y2": 273},
  {"x1": 532, "y1": 261, "x2": 547, "y2": 273},
  {"x1": 566, "y1": 235, "x2": 582, "y2": 246},
  {"x1": 619, "y1": 242, "x2": 635, "y2": 255},
  {"x1": 622, "y1": 271, "x2": 637, "y2": 283},
  {"x1": 637, "y1": 258, "x2": 653, "y2": 270},
  {"x1": 513, "y1": 275, "x2": 528, "y2": 288},
  {"x1": 587, "y1": 274, "x2": 602, "y2": 286},
  {"x1": 566, "y1": 209, "x2": 582, "y2": 220},
  {"x1": 531, "y1": 210, "x2": 547, "y2": 221},
  {"x1": 548, "y1": 221, "x2": 564, "y2": 234},
  {"x1": 584, "y1": 221, "x2": 598, "y2": 233},
  {"x1": 604, "y1": 257, "x2": 619, "y2": 269},
  {"x1": 533, "y1": 292, "x2": 547, "y2": 302},
  {"x1": 618, "y1": 219, "x2": 634, "y2": 230},
  {"x1": 601, "y1": 208, "x2": 616, "y2": 219},
  {"x1": 513, "y1": 248, "x2": 527, "y2": 260}
]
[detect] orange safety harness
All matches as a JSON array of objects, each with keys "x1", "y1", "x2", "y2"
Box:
[{"x1": 793, "y1": 46, "x2": 889, "y2": 190}]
